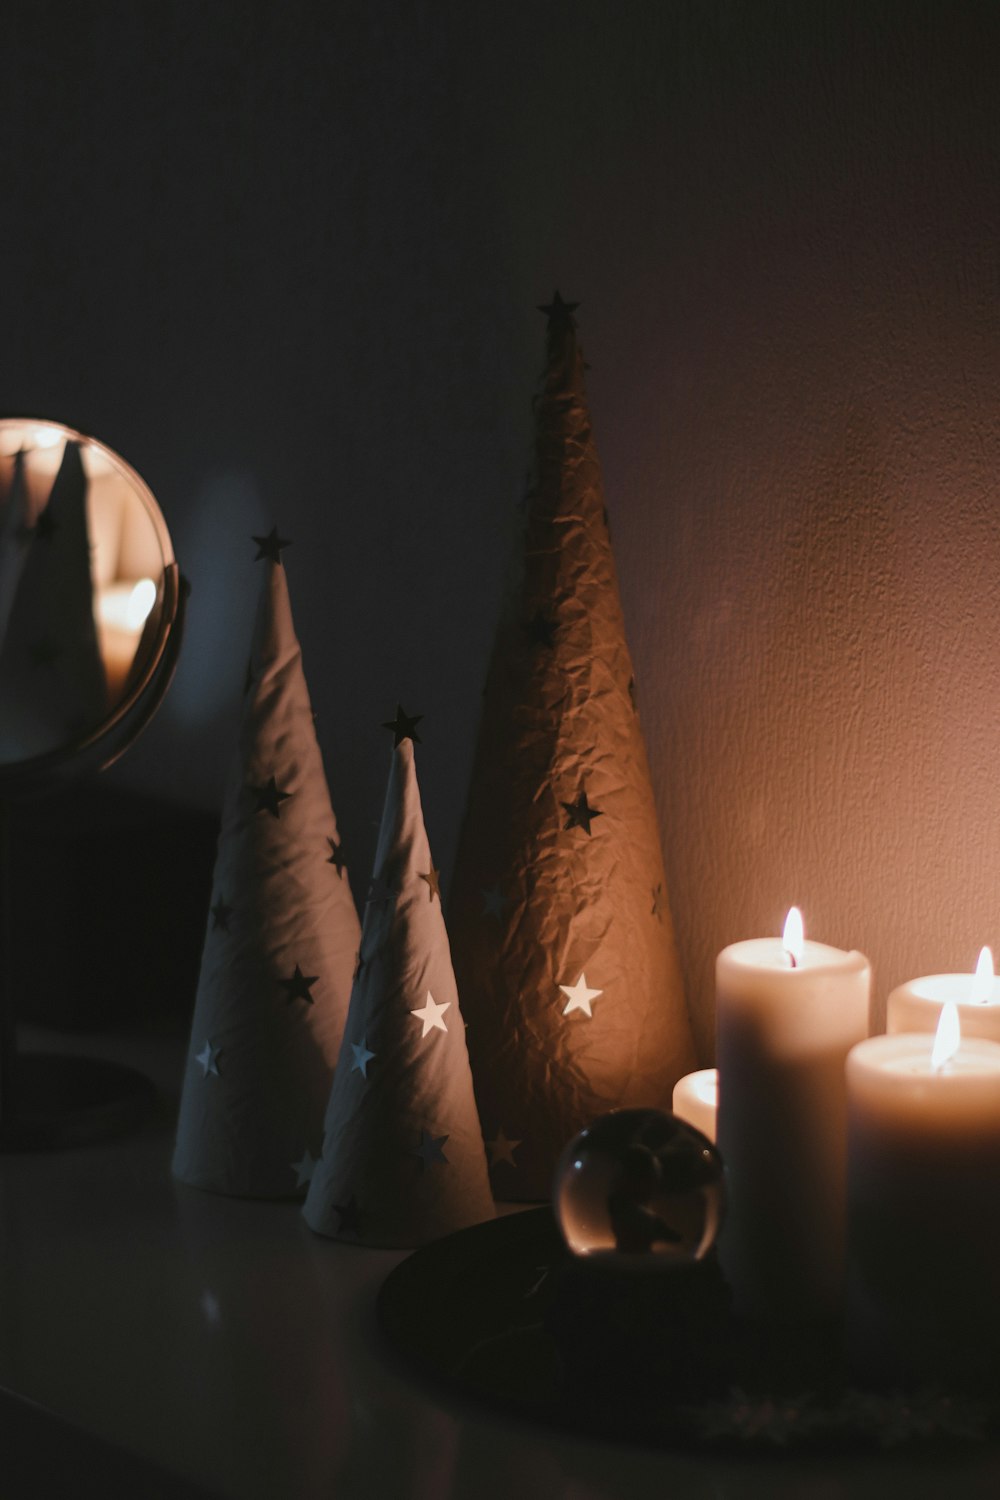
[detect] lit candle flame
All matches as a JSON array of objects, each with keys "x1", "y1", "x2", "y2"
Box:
[
  {"x1": 970, "y1": 946, "x2": 994, "y2": 1006},
  {"x1": 125, "y1": 577, "x2": 157, "y2": 630},
  {"x1": 931, "y1": 1002, "x2": 961, "y2": 1072},
  {"x1": 695, "y1": 1070, "x2": 718, "y2": 1107},
  {"x1": 782, "y1": 907, "x2": 804, "y2": 968},
  {"x1": 96, "y1": 577, "x2": 157, "y2": 631}
]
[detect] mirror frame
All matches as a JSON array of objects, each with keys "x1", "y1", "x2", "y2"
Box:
[{"x1": 0, "y1": 417, "x2": 186, "y2": 799}]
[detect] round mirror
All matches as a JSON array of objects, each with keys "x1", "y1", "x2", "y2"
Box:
[
  {"x1": 0, "y1": 417, "x2": 182, "y2": 794},
  {"x1": 0, "y1": 417, "x2": 186, "y2": 1148}
]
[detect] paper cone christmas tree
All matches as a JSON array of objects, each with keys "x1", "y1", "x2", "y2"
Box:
[
  {"x1": 303, "y1": 729, "x2": 494, "y2": 1247},
  {"x1": 448, "y1": 294, "x2": 697, "y2": 1200},
  {"x1": 173, "y1": 530, "x2": 361, "y2": 1197},
  {"x1": 0, "y1": 441, "x2": 108, "y2": 760},
  {"x1": 0, "y1": 448, "x2": 29, "y2": 658}
]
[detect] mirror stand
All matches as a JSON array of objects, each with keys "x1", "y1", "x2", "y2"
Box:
[
  {"x1": 0, "y1": 577, "x2": 188, "y2": 1151},
  {"x1": 0, "y1": 798, "x2": 156, "y2": 1148}
]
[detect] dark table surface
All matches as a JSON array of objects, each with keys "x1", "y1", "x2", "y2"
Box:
[{"x1": 0, "y1": 1028, "x2": 998, "y2": 1499}]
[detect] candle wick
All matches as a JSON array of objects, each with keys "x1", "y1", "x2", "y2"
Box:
[{"x1": 787, "y1": 952, "x2": 797, "y2": 969}]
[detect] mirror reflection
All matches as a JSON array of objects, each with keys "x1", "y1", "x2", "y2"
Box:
[{"x1": 0, "y1": 419, "x2": 172, "y2": 766}]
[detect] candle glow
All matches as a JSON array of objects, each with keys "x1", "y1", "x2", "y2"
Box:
[
  {"x1": 887, "y1": 946, "x2": 1000, "y2": 1042},
  {"x1": 97, "y1": 578, "x2": 157, "y2": 631},
  {"x1": 970, "y1": 946, "x2": 994, "y2": 1005},
  {"x1": 94, "y1": 577, "x2": 158, "y2": 702},
  {"x1": 782, "y1": 906, "x2": 804, "y2": 968},
  {"x1": 931, "y1": 1002, "x2": 961, "y2": 1073}
]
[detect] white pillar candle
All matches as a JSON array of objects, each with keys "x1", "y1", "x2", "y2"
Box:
[
  {"x1": 846, "y1": 1008, "x2": 1000, "y2": 1388},
  {"x1": 716, "y1": 908, "x2": 871, "y2": 1321},
  {"x1": 94, "y1": 577, "x2": 157, "y2": 702},
  {"x1": 672, "y1": 1068, "x2": 717, "y2": 1142},
  {"x1": 886, "y1": 945, "x2": 1000, "y2": 1042}
]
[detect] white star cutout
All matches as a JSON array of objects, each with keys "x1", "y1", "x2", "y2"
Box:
[
  {"x1": 559, "y1": 973, "x2": 603, "y2": 1018},
  {"x1": 291, "y1": 1150, "x2": 317, "y2": 1188},
  {"x1": 195, "y1": 1040, "x2": 221, "y2": 1076},
  {"x1": 411, "y1": 991, "x2": 451, "y2": 1037}
]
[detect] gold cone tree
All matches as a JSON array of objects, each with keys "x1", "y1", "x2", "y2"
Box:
[
  {"x1": 304, "y1": 732, "x2": 494, "y2": 1248},
  {"x1": 173, "y1": 531, "x2": 361, "y2": 1197},
  {"x1": 448, "y1": 295, "x2": 696, "y2": 1200}
]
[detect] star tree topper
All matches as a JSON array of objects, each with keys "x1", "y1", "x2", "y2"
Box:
[
  {"x1": 381, "y1": 703, "x2": 423, "y2": 746},
  {"x1": 537, "y1": 290, "x2": 580, "y2": 322},
  {"x1": 252, "y1": 526, "x2": 292, "y2": 564}
]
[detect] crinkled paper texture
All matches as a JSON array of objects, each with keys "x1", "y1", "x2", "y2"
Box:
[
  {"x1": 448, "y1": 314, "x2": 696, "y2": 1200},
  {"x1": 304, "y1": 740, "x2": 494, "y2": 1247},
  {"x1": 173, "y1": 559, "x2": 360, "y2": 1197}
]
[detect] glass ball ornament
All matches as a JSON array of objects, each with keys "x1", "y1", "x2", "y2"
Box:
[{"x1": 553, "y1": 1108, "x2": 726, "y2": 1267}]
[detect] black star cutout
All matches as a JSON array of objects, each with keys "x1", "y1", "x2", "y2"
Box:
[
  {"x1": 281, "y1": 964, "x2": 318, "y2": 1006},
  {"x1": 250, "y1": 775, "x2": 291, "y2": 819},
  {"x1": 419, "y1": 866, "x2": 441, "y2": 902},
  {"x1": 33, "y1": 506, "x2": 58, "y2": 542},
  {"x1": 482, "y1": 884, "x2": 507, "y2": 920},
  {"x1": 537, "y1": 290, "x2": 580, "y2": 321},
  {"x1": 651, "y1": 884, "x2": 665, "y2": 924},
  {"x1": 28, "y1": 637, "x2": 61, "y2": 668},
  {"x1": 412, "y1": 1130, "x2": 449, "y2": 1170},
  {"x1": 211, "y1": 896, "x2": 233, "y2": 932},
  {"x1": 523, "y1": 610, "x2": 557, "y2": 648},
  {"x1": 326, "y1": 838, "x2": 347, "y2": 876},
  {"x1": 561, "y1": 789, "x2": 603, "y2": 836},
  {"x1": 381, "y1": 703, "x2": 423, "y2": 746},
  {"x1": 366, "y1": 875, "x2": 395, "y2": 907},
  {"x1": 252, "y1": 526, "x2": 292, "y2": 564},
  {"x1": 335, "y1": 1197, "x2": 361, "y2": 1237}
]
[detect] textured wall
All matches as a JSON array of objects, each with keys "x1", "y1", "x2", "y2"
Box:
[{"x1": 3, "y1": 1, "x2": 1000, "y2": 1048}]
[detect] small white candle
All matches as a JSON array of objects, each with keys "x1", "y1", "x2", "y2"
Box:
[
  {"x1": 672, "y1": 1068, "x2": 717, "y2": 1142},
  {"x1": 886, "y1": 945, "x2": 1000, "y2": 1043},
  {"x1": 846, "y1": 1007, "x2": 1000, "y2": 1387},
  {"x1": 94, "y1": 577, "x2": 157, "y2": 701},
  {"x1": 716, "y1": 907, "x2": 871, "y2": 1321}
]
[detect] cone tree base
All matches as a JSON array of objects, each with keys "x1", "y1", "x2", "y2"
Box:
[{"x1": 0, "y1": 1053, "x2": 156, "y2": 1150}]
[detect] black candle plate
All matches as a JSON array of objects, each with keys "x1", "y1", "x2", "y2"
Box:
[{"x1": 377, "y1": 1208, "x2": 1000, "y2": 1454}]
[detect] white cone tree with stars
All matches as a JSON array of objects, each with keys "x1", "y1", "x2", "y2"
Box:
[
  {"x1": 448, "y1": 294, "x2": 697, "y2": 1200},
  {"x1": 303, "y1": 725, "x2": 494, "y2": 1247},
  {"x1": 173, "y1": 529, "x2": 361, "y2": 1197}
]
